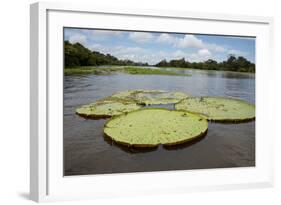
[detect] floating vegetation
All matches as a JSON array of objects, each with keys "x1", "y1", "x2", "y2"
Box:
[
  {"x1": 75, "y1": 97, "x2": 141, "y2": 118},
  {"x1": 121, "y1": 66, "x2": 190, "y2": 76},
  {"x1": 111, "y1": 89, "x2": 189, "y2": 105},
  {"x1": 76, "y1": 91, "x2": 255, "y2": 150},
  {"x1": 175, "y1": 97, "x2": 255, "y2": 122},
  {"x1": 104, "y1": 109, "x2": 208, "y2": 147}
]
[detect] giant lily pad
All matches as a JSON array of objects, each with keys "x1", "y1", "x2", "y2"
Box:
[
  {"x1": 104, "y1": 109, "x2": 208, "y2": 147},
  {"x1": 175, "y1": 97, "x2": 255, "y2": 122},
  {"x1": 111, "y1": 89, "x2": 188, "y2": 105},
  {"x1": 76, "y1": 97, "x2": 141, "y2": 118}
]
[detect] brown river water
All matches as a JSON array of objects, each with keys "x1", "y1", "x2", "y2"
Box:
[{"x1": 63, "y1": 68, "x2": 255, "y2": 176}]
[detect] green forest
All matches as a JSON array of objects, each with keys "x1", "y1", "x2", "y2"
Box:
[
  {"x1": 64, "y1": 41, "x2": 148, "y2": 67},
  {"x1": 64, "y1": 41, "x2": 255, "y2": 73},
  {"x1": 155, "y1": 56, "x2": 255, "y2": 72}
]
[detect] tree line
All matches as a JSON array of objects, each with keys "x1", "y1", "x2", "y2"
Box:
[
  {"x1": 65, "y1": 41, "x2": 255, "y2": 73},
  {"x1": 156, "y1": 56, "x2": 255, "y2": 73}
]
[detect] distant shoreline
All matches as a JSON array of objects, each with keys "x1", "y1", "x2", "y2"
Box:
[
  {"x1": 64, "y1": 41, "x2": 255, "y2": 73},
  {"x1": 64, "y1": 65, "x2": 255, "y2": 75},
  {"x1": 64, "y1": 66, "x2": 190, "y2": 76},
  {"x1": 159, "y1": 66, "x2": 256, "y2": 75}
]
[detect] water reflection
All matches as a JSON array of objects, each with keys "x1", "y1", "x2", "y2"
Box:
[
  {"x1": 163, "y1": 130, "x2": 208, "y2": 151},
  {"x1": 103, "y1": 134, "x2": 159, "y2": 154}
]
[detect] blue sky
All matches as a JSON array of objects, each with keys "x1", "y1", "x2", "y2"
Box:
[{"x1": 64, "y1": 28, "x2": 255, "y2": 64}]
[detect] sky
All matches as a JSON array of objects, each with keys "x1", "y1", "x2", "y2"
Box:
[{"x1": 64, "y1": 28, "x2": 255, "y2": 65}]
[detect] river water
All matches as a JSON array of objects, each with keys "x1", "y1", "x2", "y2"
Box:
[{"x1": 64, "y1": 68, "x2": 255, "y2": 176}]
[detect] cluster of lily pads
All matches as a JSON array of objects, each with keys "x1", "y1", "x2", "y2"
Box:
[{"x1": 76, "y1": 90, "x2": 255, "y2": 148}]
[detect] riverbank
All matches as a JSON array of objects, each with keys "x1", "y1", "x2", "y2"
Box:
[
  {"x1": 64, "y1": 66, "x2": 191, "y2": 76},
  {"x1": 160, "y1": 66, "x2": 255, "y2": 75}
]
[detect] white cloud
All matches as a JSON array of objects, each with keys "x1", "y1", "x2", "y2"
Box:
[
  {"x1": 206, "y1": 43, "x2": 226, "y2": 52},
  {"x1": 159, "y1": 49, "x2": 212, "y2": 63},
  {"x1": 89, "y1": 43, "x2": 215, "y2": 64},
  {"x1": 198, "y1": 49, "x2": 211, "y2": 56},
  {"x1": 172, "y1": 50, "x2": 187, "y2": 58},
  {"x1": 89, "y1": 43, "x2": 174, "y2": 64},
  {"x1": 129, "y1": 32, "x2": 154, "y2": 43},
  {"x1": 68, "y1": 33, "x2": 87, "y2": 44},
  {"x1": 156, "y1": 33, "x2": 175, "y2": 44},
  {"x1": 188, "y1": 49, "x2": 212, "y2": 62},
  {"x1": 175, "y1": 35, "x2": 204, "y2": 48},
  {"x1": 156, "y1": 34, "x2": 204, "y2": 48},
  {"x1": 156, "y1": 34, "x2": 226, "y2": 53},
  {"x1": 227, "y1": 49, "x2": 248, "y2": 56}
]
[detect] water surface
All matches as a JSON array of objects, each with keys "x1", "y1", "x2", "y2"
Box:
[{"x1": 64, "y1": 68, "x2": 255, "y2": 176}]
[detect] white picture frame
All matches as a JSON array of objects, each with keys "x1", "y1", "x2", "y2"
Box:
[{"x1": 30, "y1": 1, "x2": 274, "y2": 202}]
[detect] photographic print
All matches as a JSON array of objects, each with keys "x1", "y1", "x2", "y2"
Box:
[{"x1": 63, "y1": 28, "x2": 255, "y2": 176}]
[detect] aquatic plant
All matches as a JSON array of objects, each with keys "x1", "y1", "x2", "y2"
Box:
[
  {"x1": 76, "y1": 97, "x2": 141, "y2": 118},
  {"x1": 111, "y1": 89, "x2": 189, "y2": 105},
  {"x1": 104, "y1": 109, "x2": 208, "y2": 147},
  {"x1": 175, "y1": 96, "x2": 255, "y2": 122}
]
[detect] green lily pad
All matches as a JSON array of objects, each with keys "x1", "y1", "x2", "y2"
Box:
[
  {"x1": 76, "y1": 97, "x2": 141, "y2": 118},
  {"x1": 175, "y1": 97, "x2": 255, "y2": 122},
  {"x1": 104, "y1": 108, "x2": 208, "y2": 147},
  {"x1": 111, "y1": 89, "x2": 188, "y2": 105}
]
